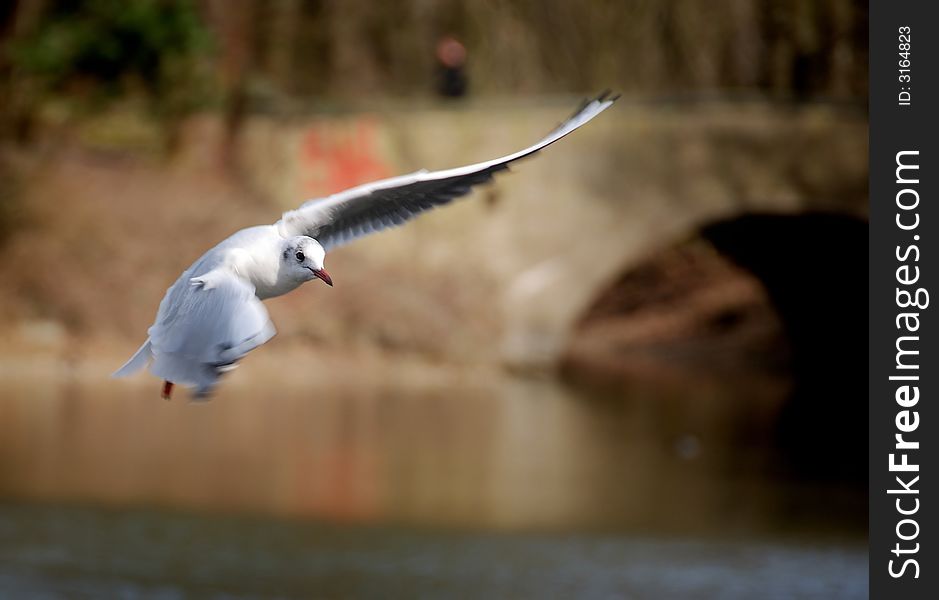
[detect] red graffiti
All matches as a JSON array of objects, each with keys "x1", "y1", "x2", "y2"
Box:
[{"x1": 301, "y1": 117, "x2": 392, "y2": 196}]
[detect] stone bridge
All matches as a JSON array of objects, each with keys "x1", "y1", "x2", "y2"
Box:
[{"x1": 238, "y1": 99, "x2": 867, "y2": 369}]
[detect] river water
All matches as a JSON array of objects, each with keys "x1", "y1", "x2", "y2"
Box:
[{"x1": 0, "y1": 357, "x2": 866, "y2": 598}]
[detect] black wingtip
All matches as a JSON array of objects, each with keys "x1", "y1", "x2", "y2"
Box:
[
  {"x1": 547, "y1": 90, "x2": 620, "y2": 137},
  {"x1": 567, "y1": 90, "x2": 618, "y2": 121}
]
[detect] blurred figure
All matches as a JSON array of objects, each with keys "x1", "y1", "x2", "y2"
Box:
[{"x1": 435, "y1": 35, "x2": 468, "y2": 98}]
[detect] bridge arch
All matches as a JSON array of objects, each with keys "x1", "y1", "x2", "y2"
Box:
[{"x1": 553, "y1": 211, "x2": 867, "y2": 480}]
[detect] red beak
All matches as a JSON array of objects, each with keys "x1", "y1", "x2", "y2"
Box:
[{"x1": 314, "y1": 268, "x2": 333, "y2": 287}]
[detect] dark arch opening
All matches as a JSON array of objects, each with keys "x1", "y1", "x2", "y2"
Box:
[
  {"x1": 702, "y1": 212, "x2": 867, "y2": 483},
  {"x1": 563, "y1": 212, "x2": 867, "y2": 484}
]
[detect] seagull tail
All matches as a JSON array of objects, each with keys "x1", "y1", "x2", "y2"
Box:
[{"x1": 113, "y1": 339, "x2": 152, "y2": 378}]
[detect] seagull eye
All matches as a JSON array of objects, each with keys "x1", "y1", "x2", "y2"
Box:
[{"x1": 295, "y1": 251, "x2": 305, "y2": 262}]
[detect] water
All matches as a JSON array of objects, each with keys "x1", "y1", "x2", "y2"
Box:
[
  {"x1": 0, "y1": 503, "x2": 866, "y2": 599},
  {"x1": 0, "y1": 356, "x2": 866, "y2": 598}
]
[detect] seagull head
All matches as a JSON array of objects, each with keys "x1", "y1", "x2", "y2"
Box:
[{"x1": 283, "y1": 236, "x2": 332, "y2": 286}]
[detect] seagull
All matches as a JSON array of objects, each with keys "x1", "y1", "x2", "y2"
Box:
[{"x1": 113, "y1": 92, "x2": 618, "y2": 399}]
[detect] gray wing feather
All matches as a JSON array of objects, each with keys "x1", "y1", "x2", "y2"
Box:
[
  {"x1": 277, "y1": 92, "x2": 618, "y2": 250},
  {"x1": 148, "y1": 273, "x2": 275, "y2": 393}
]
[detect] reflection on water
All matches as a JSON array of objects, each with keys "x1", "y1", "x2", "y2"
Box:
[
  {"x1": 0, "y1": 356, "x2": 867, "y2": 597},
  {"x1": 0, "y1": 357, "x2": 864, "y2": 535}
]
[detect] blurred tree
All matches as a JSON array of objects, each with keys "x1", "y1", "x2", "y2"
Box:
[
  {"x1": 201, "y1": 0, "x2": 258, "y2": 168},
  {"x1": 2, "y1": 0, "x2": 216, "y2": 143},
  {"x1": 235, "y1": 0, "x2": 866, "y2": 101},
  {"x1": 0, "y1": 156, "x2": 24, "y2": 246},
  {"x1": 0, "y1": 0, "x2": 867, "y2": 145},
  {"x1": 0, "y1": 0, "x2": 49, "y2": 142}
]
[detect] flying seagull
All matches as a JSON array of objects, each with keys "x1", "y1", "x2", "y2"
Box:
[{"x1": 114, "y1": 92, "x2": 618, "y2": 398}]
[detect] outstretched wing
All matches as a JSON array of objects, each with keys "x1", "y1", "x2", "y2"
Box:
[
  {"x1": 148, "y1": 271, "x2": 276, "y2": 394},
  {"x1": 276, "y1": 91, "x2": 618, "y2": 250}
]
